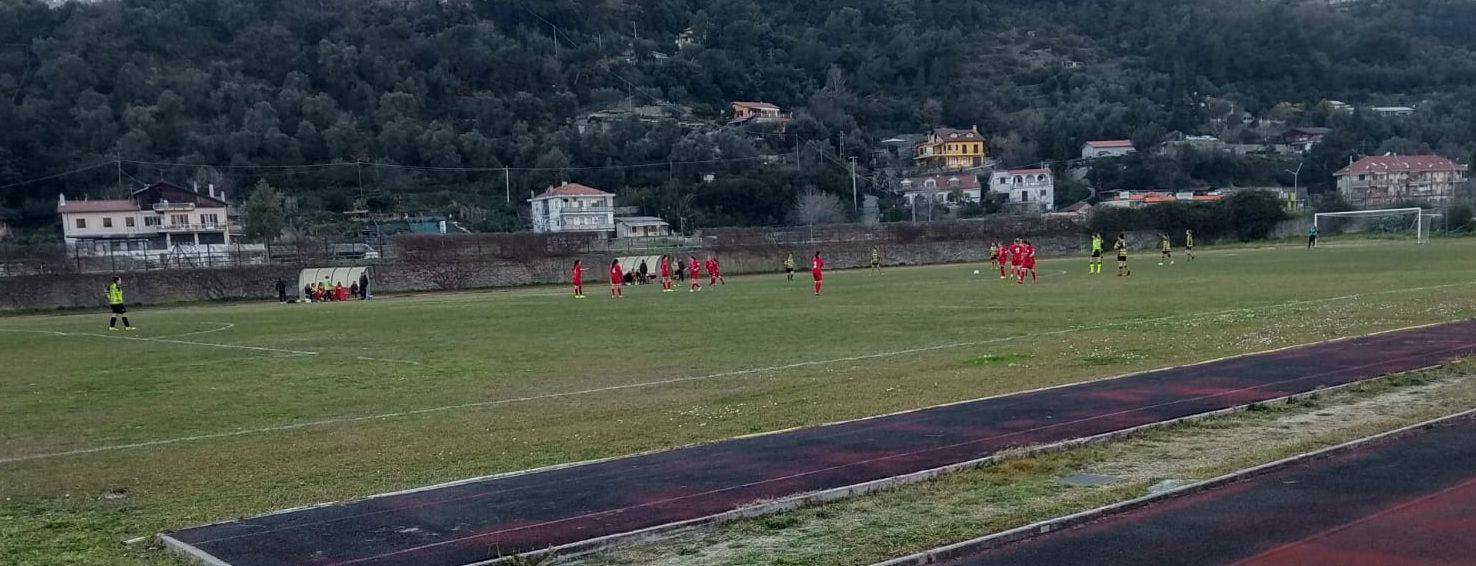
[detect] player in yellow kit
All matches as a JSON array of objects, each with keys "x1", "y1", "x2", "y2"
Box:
[{"x1": 1089, "y1": 233, "x2": 1104, "y2": 274}]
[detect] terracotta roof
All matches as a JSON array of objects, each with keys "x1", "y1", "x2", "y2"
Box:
[
  {"x1": 732, "y1": 101, "x2": 780, "y2": 110},
  {"x1": 929, "y1": 127, "x2": 982, "y2": 142},
  {"x1": 900, "y1": 174, "x2": 981, "y2": 192},
  {"x1": 1335, "y1": 155, "x2": 1467, "y2": 177},
  {"x1": 1085, "y1": 140, "x2": 1134, "y2": 149},
  {"x1": 57, "y1": 199, "x2": 139, "y2": 214},
  {"x1": 532, "y1": 183, "x2": 613, "y2": 199}
]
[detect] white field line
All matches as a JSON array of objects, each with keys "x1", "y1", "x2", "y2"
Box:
[
  {"x1": 0, "y1": 327, "x2": 317, "y2": 356},
  {"x1": 1, "y1": 281, "x2": 1465, "y2": 466},
  {"x1": 153, "y1": 322, "x2": 236, "y2": 339},
  {"x1": 356, "y1": 356, "x2": 424, "y2": 366}
]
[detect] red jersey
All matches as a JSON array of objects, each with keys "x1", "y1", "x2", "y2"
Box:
[
  {"x1": 710, "y1": 259, "x2": 721, "y2": 274},
  {"x1": 1023, "y1": 245, "x2": 1036, "y2": 265},
  {"x1": 659, "y1": 258, "x2": 670, "y2": 277},
  {"x1": 811, "y1": 256, "x2": 824, "y2": 271},
  {"x1": 705, "y1": 259, "x2": 717, "y2": 275},
  {"x1": 1009, "y1": 243, "x2": 1024, "y2": 264},
  {"x1": 571, "y1": 265, "x2": 583, "y2": 284},
  {"x1": 610, "y1": 264, "x2": 623, "y2": 284},
  {"x1": 689, "y1": 259, "x2": 701, "y2": 277}
]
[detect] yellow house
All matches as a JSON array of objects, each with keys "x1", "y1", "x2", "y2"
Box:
[{"x1": 915, "y1": 126, "x2": 987, "y2": 171}]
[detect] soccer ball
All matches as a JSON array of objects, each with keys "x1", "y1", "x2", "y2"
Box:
[{"x1": 973, "y1": 269, "x2": 980, "y2": 275}]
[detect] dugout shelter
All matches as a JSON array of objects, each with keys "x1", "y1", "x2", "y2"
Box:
[{"x1": 298, "y1": 266, "x2": 371, "y2": 300}]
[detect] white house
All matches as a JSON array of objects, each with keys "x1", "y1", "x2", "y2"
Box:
[
  {"x1": 898, "y1": 173, "x2": 982, "y2": 205},
  {"x1": 529, "y1": 182, "x2": 617, "y2": 236},
  {"x1": 989, "y1": 168, "x2": 1055, "y2": 212},
  {"x1": 1368, "y1": 106, "x2": 1415, "y2": 118},
  {"x1": 615, "y1": 216, "x2": 671, "y2": 238},
  {"x1": 1081, "y1": 140, "x2": 1135, "y2": 159},
  {"x1": 57, "y1": 181, "x2": 235, "y2": 254}
]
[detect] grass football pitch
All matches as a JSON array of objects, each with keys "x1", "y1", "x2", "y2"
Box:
[{"x1": 4, "y1": 238, "x2": 1476, "y2": 564}]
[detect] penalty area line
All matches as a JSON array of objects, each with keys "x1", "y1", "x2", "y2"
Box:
[{"x1": 0, "y1": 281, "x2": 1466, "y2": 465}]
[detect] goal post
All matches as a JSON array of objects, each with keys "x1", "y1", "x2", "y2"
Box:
[{"x1": 1313, "y1": 208, "x2": 1438, "y2": 243}]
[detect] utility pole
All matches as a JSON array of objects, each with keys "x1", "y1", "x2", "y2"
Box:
[
  {"x1": 503, "y1": 167, "x2": 511, "y2": 205},
  {"x1": 1285, "y1": 160, "x2": 1303, "y2": 209},
  {"x1": 115, "y1": 157, "x2": 122, "y2": 194},
  {"x1": 849, "y1": 157, "x2": 859, "y2": 211}
]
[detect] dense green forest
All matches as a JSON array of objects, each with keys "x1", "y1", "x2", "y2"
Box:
[{"x1": 2, "y1": 0, "x2": 1475, "y2": 240}]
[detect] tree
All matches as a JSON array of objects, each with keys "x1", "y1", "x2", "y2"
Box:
[
  {"x1": 242, "y1": 180, "x2": 286, "y2": 244},
  {"x1": 788, "y1": 189, "x2": 846, "y2": 226}
]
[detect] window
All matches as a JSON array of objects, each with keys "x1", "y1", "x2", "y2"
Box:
[
  {"x1": 144, "y1": 216, "x2": 160, "y2": 227},
  {"x1": 125, "y1": 217, "x2": 135, "y2": 228},
  {"x1": 1040, "y1": 190, "x2": 1048, "y2": 198},
  {"x1": 75, "y1": 218, "x2": 86, "y2": 229},
  {"x1": 200, "y1": 213, "x2": 219, "y2": 226},
  {"x1": 102, "y1": 217, "x2": 113, "y2": 228},
  {"x1": 171, "y1": 214, "x2": 189, "y2": 226}
]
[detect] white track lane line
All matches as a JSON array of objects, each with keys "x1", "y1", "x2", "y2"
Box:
[{"x1": 1, "y1": 281, "x2": 1465, "y2": 466}]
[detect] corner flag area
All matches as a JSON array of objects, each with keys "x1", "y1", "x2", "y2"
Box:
[{"x1": 5, "y1": 239, "x2": 1476, "y2": 564}]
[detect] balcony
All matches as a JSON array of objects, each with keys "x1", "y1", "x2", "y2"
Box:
[
  {"x1": 153, "y1": 202, "x2": 196, "y2": 212},
  {"x1": 157, "y1": 223, "x2": 232, "y2": 233},
  {"x1": 559, "y1": 207, "x2": 613, "y2": 214}
]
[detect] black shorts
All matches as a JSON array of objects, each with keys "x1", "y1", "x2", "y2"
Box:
[
  {"x1": 1091, "y1": 250, "x2": 1102, "y2": 258},
  {"x1": 110, "y1": 304, "x2": 127, "y2": 314},
  {"x1": 1117, "y1": 254, "x2": 1128, "y2": 262},
  {"x1": 1186, "y1": 245, "x2": 1194, "y2": 251},
  {"x1": 785, "y1": 267, "x2": 794, "y2": 273}
]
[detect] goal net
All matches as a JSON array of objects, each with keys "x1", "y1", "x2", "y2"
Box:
[{"x1": 1313, "y1": 208, "x2": 1438, "y2": 243}]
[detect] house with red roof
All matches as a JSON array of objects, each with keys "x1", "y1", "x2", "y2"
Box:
[
  {"x1": 57, "y1": 181, "x2": 236, "y2": 254},
  {"x1": 898, "y1": 173, "x2": 982, "y2": 206},
  {"x1": 729, "y1": 101, "x2": 789, "y2": 131},
  {"x1": 914, "y1": 126, "x2": 987, "y2": 171},
  {"x1": 1100, "y1": 190, "x2": 1224, "y2": 209},
  {"x1": 1334, "y1": 155, "x2": 1468, "y2": 208},
  {"x1": 528, "y1": 182, "x2": 617, "y2": 236},
  {"x1": 1081, "y1": 140, "x2": 1135, "y2": 160}
]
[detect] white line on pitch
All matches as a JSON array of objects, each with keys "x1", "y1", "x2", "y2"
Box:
[
  {"x1": 0, "y1": 328, "x2": 317, "y2": 356},
  {"x1": 153, "y1": 322, "x2": 236, "y2": 339},
  {"x1": 1, "y1": 281, "x2": 1464, "y2": 466}
]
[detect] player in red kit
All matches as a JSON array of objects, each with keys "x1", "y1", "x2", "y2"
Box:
[
  {"x1": 688, "y1": 256, "x2": 702, "y2": 292},
  {"x1": 1019, "y1": 240, "x2": 1038, "y2": 283},
  {"x1": 811, "y1": 251, "x2": 825, "y2": 296},
  {"x1": 659, "y1": 255, "x2": 673, "y2": 292},
  {"x1": 705, "y1": 256, "x2": 718, "y2": 285},
  {"x1": 609, "y1": 259, "x2": 624, "y2": 299},
  {"x1": 998, "y1": 241, "x2": 1011, "y2": 279},
  {"x1": 571, "y1": 259, "x2": 586, "y2": 298},
  {"x1": 1008, "y1": 239, "x2": 1025, "y2": 280},
  {"x1": 711, "y1": 256, "x2": 726, "y2": 285}
]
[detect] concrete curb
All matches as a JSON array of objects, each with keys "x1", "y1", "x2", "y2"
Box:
[{"x1": 871, "y1": 407, "x2": 1476, "y2": 566}]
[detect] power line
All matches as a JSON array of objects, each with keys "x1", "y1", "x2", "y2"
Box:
[{"x1": 0, "y1": 161, "x2": 115, "y2": 191}]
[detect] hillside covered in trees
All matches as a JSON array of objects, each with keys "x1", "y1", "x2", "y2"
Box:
[{"x1": 2, "y1": 0, "x2": 1475, "y2": 240}]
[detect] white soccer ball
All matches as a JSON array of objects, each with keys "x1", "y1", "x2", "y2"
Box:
[{"x1": 973, "y1": 269, "x2": 980, "y2": 275}]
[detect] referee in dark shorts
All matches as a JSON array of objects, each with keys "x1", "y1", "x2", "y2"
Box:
[{"x1": 106, "y1": 276, "x2": 135, "y2": 331}]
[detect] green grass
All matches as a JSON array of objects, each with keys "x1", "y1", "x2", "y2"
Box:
[{"x1": 4, "y1": 238, "x2": 1476, "y2": 564}]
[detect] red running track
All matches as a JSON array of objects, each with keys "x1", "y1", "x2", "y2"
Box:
[
  {"x1": 163, "y1": 321, "x2": 1476, "y2": 566},
  {"x1": 944, "y1": 414, "x2": 1476, "y2": 566}
]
